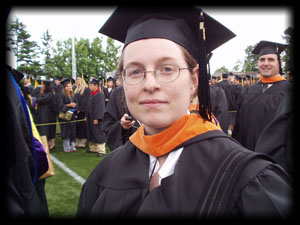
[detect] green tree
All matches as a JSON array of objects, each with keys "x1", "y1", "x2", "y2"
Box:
[
  {"x1": 214, "y1": 66, "x2": 229, "y2": 73},
  {"x1": 7, "y1": 17, "x2": 41, "y2": 76},
  {"x1": 242, "y1": 44, "x2": 259, "y2": 72},
  {"x1": 41, "y1": 29, "x2": 54, "y2": 78},
  {"x1": 103, "y1": 37, "x2": 121, "y2": 73},
  {"x1": 6, "y1": 17, "x2": 25, "y2": 66},
  {"x1": 51, "y1": 39, "x2": 72, "y2": 78},
  {"x1": 76, "y1": 38, "x2": 93, "y2": 78},
  {"x1": 89, "y1": 37, "x2": 105, "y2": 78},
  {"x1": 232, "y1": 59, "x2": 243, "y2": 72},
  {"x1": 282, "y1": 27, "x2": 293, "y2": 73}
]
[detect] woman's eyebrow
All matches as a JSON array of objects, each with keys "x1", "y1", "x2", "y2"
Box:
[{"x1": 125, "y1": 57, "x2": 179, "y2": 68}]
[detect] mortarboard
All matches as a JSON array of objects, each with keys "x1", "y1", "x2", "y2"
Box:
[
  {"x1": 6, "y1": 65, "x2": 25, "y2": 83},
  {"x1": 90, "y1": 78, "x2": 99, "y2": 86},
  {"x1": 42, "y1": 79, "x2": 52, "y2": 85},
  {"x1": 99, "y1": 6, "x2": 236, "y2": 121},
  {"x1": 222, "y1": 72, "x2": 232, "y2": 78},
  {"x1": 107, "y1": 76, "x2": 115, "y2": 82},
  {"x1": 252, "y1": 40, "x2": 287, "y2": 57},
  {"x1": 55, "y1": 76, "x2": 63, "y2": 81},
  {"x1": 61, "y1": 78, "x2": 71, "y2": 87},
  {"x1": 99, "y1": 6, "x2": 235, "y2": 61},
  {"x1": 83, "y1": 75, "x2": 89, "y2": 84},
  {"x1": 234, "y1": 75, "x2": 242, "y2": 82}
]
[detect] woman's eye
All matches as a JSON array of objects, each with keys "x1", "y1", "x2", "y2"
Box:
[
  {"x1": 128, "y1": 68, "x2": 143, "y2": 76},
  {"x1": 160, "y1": 65, "x2": 175, "y2": 74}
]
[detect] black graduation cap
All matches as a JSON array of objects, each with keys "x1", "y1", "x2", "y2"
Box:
[
  {"x1": 252, "y1": 40, "x2": 287, "y2": 57},
  {"x1": 70, "y1": 78, "x2": 75, "y2": 85},
  {"x1": 99, "y1": 6, "x2": 236, "y2": 121},
  {"x1": 234, "y1": 75, "x2": 242, "y2": 82},
  {"x1": 36, "y1": 79, "x2": 42, "y2": 85},
  {"x1": 61, "y1": 78, "x2": 71, "y2": 86},
  {"x1": 107, "y1": 76, "x2": 115, "y2": 82},
  {"x1": 90, "y1": 78, "x2": 99, "y2": 86},
  {"x1": 222, "y1": 72, "x2": 232, "y2": 78},
  {"x1": 99, "y1": 6, "x2": 235, "y2": 59},
  {"x1": 83, "y1": 75, "x2": 89, "y2": 84},
  {"x1": 42, "y1": 79, "x2": 52, "y2": 85},
  {"x1": 55, "y1": 76, "x2": 63, "y2": 81},
  {"x1": 6, "y1": 65, "x2": 25, "y2": 83}
]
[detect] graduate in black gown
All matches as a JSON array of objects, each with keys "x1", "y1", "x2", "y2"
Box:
[
  {"x1": 216, "y1": 72, "x2": 235, "y2": 134},
  {"x1": 232, "y1": 41, "x2": 291, "y2": 151},
  {"x1": 103, "y1": 76, "x2": 115, "y2": 106},
  {"x1": 255, "y1": 84, "x2": 294, "y2": 177},
  {"x1": 86, "y1": 78, "x2": 106, "y2": 157},
  {"x1": 60, "y1": 78, "x2": 77, "y2": 153},
  {"x1": 209, "y1": 84, "x2": 229, "y2": 133},
  {"x1": 78, "y1": 7, "x2": 292, "y2": 218},
  {"x1": 35, "y1": 80, "x2": 56, "y2": 145},
  {"x1": 6, "y1": 66, "x2": 49, "y2": 217},
  {"x1": 74, "y1": 75, "x2": 91, "y2": 148},
  {"x1": 102, "y1": 85, "x2": 139, "y2": 151}
]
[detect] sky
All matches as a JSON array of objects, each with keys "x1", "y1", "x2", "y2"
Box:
[{"x1": 7, "y1": 6, "x2": 292, "y2": 74}]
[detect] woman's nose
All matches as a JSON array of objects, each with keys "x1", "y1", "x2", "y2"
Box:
[{"x1": 142, "y1": 71, "x2": 161, "y2": 93}]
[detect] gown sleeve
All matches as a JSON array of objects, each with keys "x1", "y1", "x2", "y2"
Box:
[{"x1": 234, "y1": 165, "x2": 293, "y2": 217}]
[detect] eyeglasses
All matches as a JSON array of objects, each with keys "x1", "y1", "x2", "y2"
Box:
[{"x1": 122, "y1": 64, "x2": 190, "y2": 85}]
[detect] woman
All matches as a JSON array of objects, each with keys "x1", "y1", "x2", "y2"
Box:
[
  {"x1": 35, "y1": 80, "x2": 56, "y2": 148},
  {"x1": 78, "y1": 7, "x2": 292, "y2": 218},
  {"x1": 60, "y1": 78, "x2": 77, "y2": 153},
  {"x1": 74, "y1": 75, "x2": 90, "y2": 148}
]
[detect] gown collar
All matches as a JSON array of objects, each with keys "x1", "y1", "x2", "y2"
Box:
[
  {"x1": 259, "y1": 74, "x2": 286, "y2": 84},
  {"x1": 129, "y1": 113, "x2": 221, "y2": 157}
]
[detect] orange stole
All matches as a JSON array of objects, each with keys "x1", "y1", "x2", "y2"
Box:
[
  {"x1": 129, "y1": 113, "x2": 221, "y2": 157},
  {"x1": 259, "y1": 74, "x2": 286, "y2": 84}
]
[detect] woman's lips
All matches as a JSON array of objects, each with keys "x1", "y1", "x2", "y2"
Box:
[{"x1": 140, "y1": 99, "x2": 168, "y2": 108}]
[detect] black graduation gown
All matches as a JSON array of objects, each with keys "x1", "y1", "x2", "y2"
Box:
[
  {"x1": 255, "y1": 84, "x2": 294, "y2": 176},
  {"x1": 102, "y1": 86, "x2": 139, "y2": 150},
  {"x1": 103, "y1": 87, "x2": 113, "y2": 105},
  {"x1": 216, "y1": 80, "x2": 235, "y2": 111},
  {"x1": 35, "y1": 92, "x2": 55, "y2": 138},
  {"x1": 77, "y1": 130, "x2": 292, "y2": 218},
  {"x1": 74, "y1": 88, "x2": 91, "y2": 139},
  {"x1": 232, "y1": 80, "x2": 290, "y2": 151},
  {"x1": 6, "y1": 69, "x2": 49, "y2": 218},
  {"x1": 210, "y1": 85, "x2": 229, "y2": 133},
  {"x1": 86, "y1": 91, "x2": 106, "y2": 143},
  {"x1": 32, "y1": 86, "x2": 41, "y2": 98},
  {"x1": 60, "y1": 94, "x2": 77, "y2": 140},
  {"x1": 233, "y1": 83, "x2": 243, "y2": 110},
  {"x1": 53, "y1": 83, "x2": 63, "y2": 116}
]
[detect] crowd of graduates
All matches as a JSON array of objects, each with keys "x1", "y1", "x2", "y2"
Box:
[{"x1": 22, "y1": 73, "x2": 118, "y2": 157}]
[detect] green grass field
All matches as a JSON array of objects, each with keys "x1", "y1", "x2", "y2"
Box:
[{"x1": 44, "y1": 134, "x2": 111, "y2": 218}]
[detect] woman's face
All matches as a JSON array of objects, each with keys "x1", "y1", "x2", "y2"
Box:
[
  {"x1": 77, "y1": 77, "x2": 82, "y2": 85},
  {"x1": 123, "y1": 38, "x2": 198, "y2": 135},
  {"x1": 64, "y1": 83, "x2": 72, "y2": 93}
]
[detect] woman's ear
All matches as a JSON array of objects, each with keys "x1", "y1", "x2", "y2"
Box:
[{"x1": 190, "y1": 64, "x2": 199, "y2": 96}]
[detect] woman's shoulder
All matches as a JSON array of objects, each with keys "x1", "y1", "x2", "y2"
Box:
[
  {"x1": 86, "y1": 141, "x2": 149, "y2": 189},
  {"x1": 183, "y1": 130, "x2": 292, "y2": 216}
]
